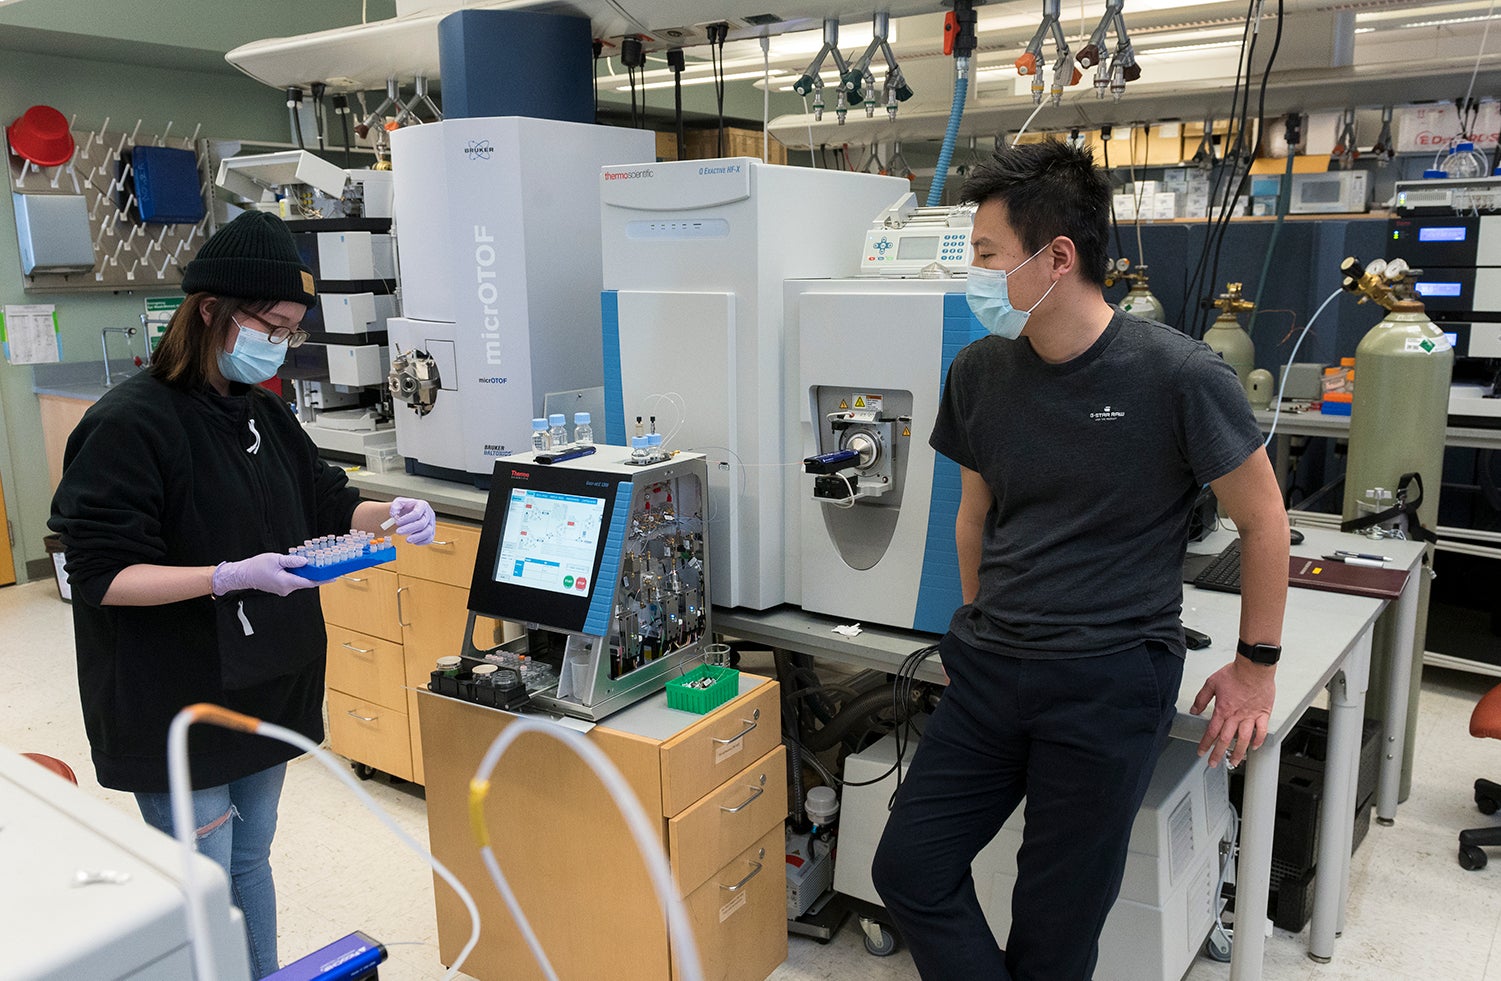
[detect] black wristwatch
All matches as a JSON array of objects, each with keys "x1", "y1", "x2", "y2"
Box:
[{"x1": 1237, "y1": 639, "x2": 1282, "y2": 666}]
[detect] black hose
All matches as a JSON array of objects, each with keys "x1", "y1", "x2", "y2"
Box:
[
  {"x1": 785, "y1": 736, "x2": 805, "y2": 825},
  {"x1": 802, "y1": 684, "x2": 897, "y2": 752}
]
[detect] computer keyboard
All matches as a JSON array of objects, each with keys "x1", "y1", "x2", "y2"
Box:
[{"x1": 1191, "y1": 539, "x2": 1242, "y2": 594}]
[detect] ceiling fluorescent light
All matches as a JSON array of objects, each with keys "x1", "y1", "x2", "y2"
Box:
[{"x1": 1398, "y1": 14, "x2": 1493, "y2": 29}]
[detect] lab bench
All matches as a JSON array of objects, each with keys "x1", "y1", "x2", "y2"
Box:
[{"x1": 419, "y1": 675, "x2": 787, "y2": 981}]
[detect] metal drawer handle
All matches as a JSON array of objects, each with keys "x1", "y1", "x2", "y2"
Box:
[
  {"x1": 396, "y1": 586, "x2": 410, "y2": 627},
  {"x1": 719, "y1": 784, "x2": 765, "y2": 814},
  {"x1": 341, "y1": 642, "x2": 374, "y2": 654},
  {"x1": 343, "y1": 575, "x2": 367, "y2": 584},
  {"x1": 430, "y1": 539, "x2": 454, "y2": 547},
  {"x1": 712, "y1": 709, "x2": 760, "y2": 745},
  {"x1": 719, "y1": 855, "x2": 764, "y2": 893},
  {"x1": 346, "y1": 710, "x2": 378, "y2": 723}
]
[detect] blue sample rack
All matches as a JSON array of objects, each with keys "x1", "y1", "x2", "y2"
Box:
[{"x1": 293, "y1": 538, "x2": 398, "y2": 583}]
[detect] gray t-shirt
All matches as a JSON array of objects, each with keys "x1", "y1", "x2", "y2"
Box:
[{"x1": 929, "y1": 309, "x2": 1264, "y2": 659}]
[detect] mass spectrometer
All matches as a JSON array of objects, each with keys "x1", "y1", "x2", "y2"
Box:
[
  {"x1": 459, "y1": 446, "x2": 709, "y2": 721},
  {"x1": 786, "y1": 277, "x2": 986, "y2": 634},
  {"x1": 600, "y1": 158, "x2": 906, "y2": 609},
  {"x1": 387, "y1": 117, "x2": 654, "y2": 484},
  {"x1": 215, "y1": 151, "x2": 401, "y2": 468}
]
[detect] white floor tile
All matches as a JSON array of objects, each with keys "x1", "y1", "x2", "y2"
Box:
[{"x1": 5, "y1": 576, "x2": 1501, "y2": 980}]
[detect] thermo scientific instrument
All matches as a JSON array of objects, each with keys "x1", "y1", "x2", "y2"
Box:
[
  {"x1": 461, "y1": 447, "x2": 710, "y2": 721},
  {"x1": 2, "y1": 746, "x2": 252, "y2": 981},
  {"x1": 785, "y1": 278, "x2": 987, "y2": 634},
  {"x1": 836, "y1": 735, "x2": 1232, "y2": 981},
  {"x1": 1388, "y1": 210, "x2": 1501, "y2": 423},
  {"x1": 600, "y1": 158, "x2": 907, "y2": 609},
  {"x1": 387, "y1": 117, "x2": 654, "y2": 483}
]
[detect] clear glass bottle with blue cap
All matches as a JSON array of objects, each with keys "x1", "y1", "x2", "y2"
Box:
[
  {"x1": 630, "y1": 435, "x2": 650, "y2": 464},
  {"x1": 530, "y1": 418, "x2": 549, "y2": 452},
  {"x1": 547, "y1": 413, "x2": 568, "y2": 448},
  {"x1": 573, "y1": 412, "x2": 593, "y2": 445}
]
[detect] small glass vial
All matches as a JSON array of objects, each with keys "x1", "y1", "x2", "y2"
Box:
[
  {"x1": 630, "y1": 435, "x2": 651, "y2": 464},
  {"x1": 471, "y1": 663, "x2": 499, "y2": 687},
  {"x1": 548, "y1": 414, "x2": 568, "y2": 448},
  {"x1": 435, "y1": 655, "x2": 462, "y2": 678},
  {"x1": 531, "y1": 418, "x2": 549, "y2": 452},
  {"x1": 573, "y1": 412, "x2": 594, "y2": 446}
]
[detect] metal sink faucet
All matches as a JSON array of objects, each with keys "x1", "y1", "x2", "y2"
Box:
[{"x1": 101, "y1": 326, "x2": 138, "y2": 386}]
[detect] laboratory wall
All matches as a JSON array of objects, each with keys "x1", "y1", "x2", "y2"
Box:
[{"x1": 0, "y1": 47, "x2": 290, "y2": 580}]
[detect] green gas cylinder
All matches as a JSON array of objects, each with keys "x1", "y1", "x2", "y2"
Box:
[
  {"x1": 1204, "y1": 282, "x2": 1256, "y2": 394},
  {"x1": 1119, "y1": 267, "x2": 1166, "y2": 323},
  {"x1": 1339, "y1": 302, "x2": 1452, "y2": 530},
  {"x1": 1338, "y1": 293, "x2": 1452, "y2": 805}
]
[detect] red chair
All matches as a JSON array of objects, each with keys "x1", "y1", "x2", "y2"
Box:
[
  {"x1": 21, "y1": 753, "x2": 78, "y2": 785},
  {"x1": 1459, "y1": 684, "x2": 1501, "y2": 870}
]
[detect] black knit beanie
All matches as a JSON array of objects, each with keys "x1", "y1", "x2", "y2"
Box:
[{"x1": 182, "y1": 211, "x2": 317, "y2": 306}]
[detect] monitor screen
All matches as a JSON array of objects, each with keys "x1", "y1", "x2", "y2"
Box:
[
  {"x1": 1415, "y1": 281, "x2": 1463, "y2": 298},
  {"x1": 494, "y1": 489, "x2": 607, "y2": 597},
  {"x1": 1418, "y1": 226, "x2": 1467, "y2": 243},
  {"x1": 896, "y1": 235, "x2": 940, "y2": 260}
]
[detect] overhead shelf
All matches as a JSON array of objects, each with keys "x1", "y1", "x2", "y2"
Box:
[{"x1": 768, "y1": 54, "x2": 1501, "y2": 149}]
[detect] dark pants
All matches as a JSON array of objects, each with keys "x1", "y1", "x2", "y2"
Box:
[{"x1": 871, "y1": 632, "x2": 1184, "y2": 981}]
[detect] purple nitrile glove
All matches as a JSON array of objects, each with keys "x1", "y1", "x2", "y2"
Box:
[
  {"x1": 390, "y1": 497, "x2": 436, "y2": 545},
  {"x1": 213, "y1": 552, "x2": 315, "y2": 597}
]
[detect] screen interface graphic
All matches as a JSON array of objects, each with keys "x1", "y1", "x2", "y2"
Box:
[{"x1": 495, "y1": 489, "x2": 607, "y2": 597}]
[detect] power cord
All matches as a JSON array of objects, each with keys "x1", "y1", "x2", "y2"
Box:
[{"x1": 707, "y1": 22, "x2": 730, "y2": 156}]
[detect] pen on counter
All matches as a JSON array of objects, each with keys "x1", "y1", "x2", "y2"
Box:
[
  {"x1": 1323, "y1": 553, "x2": 1387, "y2": 568},
  {"x1": 1334, "y1": 549, "x2": 1391, "y2": 562}
]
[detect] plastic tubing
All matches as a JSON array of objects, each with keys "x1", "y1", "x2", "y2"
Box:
[
  {"x1": 925, "y1": 58, "x2": 970, "y2": 207},
  {"x1": 168, "y1": 704, "x2": 482, "y2": 981},
  {"x1": 469, "y1": 718, "x2": 704, "y2": 981},
  {"x1": 1264, "y1": 286, "x2": 1343, "y2": 446}
]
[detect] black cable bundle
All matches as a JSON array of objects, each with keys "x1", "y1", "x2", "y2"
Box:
[
  {"x1": 667, "y1": 47, "x2": 686, "y2": 160},
  {"x1": 1179, "y1": 0, "x2": 1283, "y2": 338},
  {"x1": 828, "y1": 643, "x2": 941, "y2": 812},
  {"x1": 331, "y1": 94, "x2": 353, "y2": 168},
  {"x1": 707, "y1": 22, "x2": 729, "y2": 156},
  {"x1": 286, "y1": 86, "x2": 305, "y2": 149},
  {"x1": 310, "y1": 82, "x2": 327, "y2": 152},
  {"x1": 621, "y1": 36, "x2": 645, "y2": 128},
  {"x1": 592, "y1": 39, "x2": 604, "y2": 122}
]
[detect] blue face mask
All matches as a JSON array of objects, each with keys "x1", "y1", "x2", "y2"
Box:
[
  {"x1": 966, "y1": 244, "x2": 1059, "y2": 339},
  {"x1": 218, "y1": 318, "x2": 289, "y2": 385}
]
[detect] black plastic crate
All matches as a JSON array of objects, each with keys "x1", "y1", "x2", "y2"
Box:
[
  {"x1": 428, "y1": 658, "x2": 529, "y2": 712},
  {"x1": 1230, "y1": 709, "x2": 1381, "y2": 871},
  {"x1": 1269, "y1": 858, "x2": 1317, "y2": 932}
]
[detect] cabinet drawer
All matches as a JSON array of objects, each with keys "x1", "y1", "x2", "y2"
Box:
[
  {"x1": 325, "y1": 628, "x2": 405, "y2": 712},
  {"x1": 676, "y1": 824, "x2": 786, "y2": 981},
  {"x1": 327, "y1": 690, "x2": 412, "y2": 782},
  {"x1": 394, "y1": 519, "x2": 480, "y2": 587},
  {"x1": 669, "y1": 745, "x2": 786, "y2": 895},
  {"x1": 659, "y1": 681, "x2": 780, "y2": 818},
  {"x1": 320, "y1": 567, "x2": 399, "y2": 641}
]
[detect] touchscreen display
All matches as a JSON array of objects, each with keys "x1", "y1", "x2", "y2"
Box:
[{"x1": 494, "y1": 488, "x2": 607, "y2": 597}]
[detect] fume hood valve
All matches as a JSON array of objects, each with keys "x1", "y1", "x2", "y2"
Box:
[
  {"x1": 793, "y1": 18, "x2": 861, "y2": 100},
  {"x1": 355, "y1": 78, "x2": 406, "y2": 140},
  {"x1": 1015, "y1": 0, "x2": 1078, "y2": 107},
  {"x1": 845, "y1": 12, "x2": 914, "y2": 120},
  {"x1": 1371, "y1": 107, "x2": 1396, "y2": 168},
  {"x1": 811, "y1": 75, "x2": 826, "y2": 122},
  {"x1": 1077, "y1": 0, "x2": 1140, "y2": 101}
]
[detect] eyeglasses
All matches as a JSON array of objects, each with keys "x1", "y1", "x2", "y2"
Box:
[{"x1": 235, "y1": 312, "x2": 309, "y2": 348}]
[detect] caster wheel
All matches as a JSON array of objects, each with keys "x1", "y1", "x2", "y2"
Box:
[
  {"x1": 1459, "y1": 845, "x2": 1488, "y2": 871},
  {"x1": 353, "y1": 762, "x2": 377, "y2": 781},
  {"x1": 1477, "y1": 795, "x2": 1499, "y2": 816},
  {"x1": 862, "y1": 923, "x2": 897, "y2": 957},
  {"x1": 1203, "y1": 929, "x2": 1232, "y2": 963}
]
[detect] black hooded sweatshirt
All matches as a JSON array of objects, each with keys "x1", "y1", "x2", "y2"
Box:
[{"x1": 49, "y1": 371, "x2": 360, "y2": 792}]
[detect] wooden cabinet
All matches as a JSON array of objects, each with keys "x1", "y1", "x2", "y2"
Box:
[
  {"x1": 422, "y1": 679, "x2": 787, "y2": 981},
  {"x1": 37, "y1": 394, "x2": 93, "y2": 493},
  {"x1": 323, "y1": 517, "x2": 513, "y2": 785}
]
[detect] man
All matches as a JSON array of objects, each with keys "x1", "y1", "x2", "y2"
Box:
[{"x1": 870, "y1": 139, "x2": 1288, "y2": 980}]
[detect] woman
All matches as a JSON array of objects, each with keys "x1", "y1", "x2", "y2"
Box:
[{"x1": 49, "y1": 210, "x2": 436, "y2": 978}]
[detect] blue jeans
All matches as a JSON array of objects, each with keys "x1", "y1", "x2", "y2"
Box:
[
  {"x1": 871, "y1": 633, "x2": 1183, "y2": 981},
  {"x1": 136, "y1": 763, "x2": 286, "y2": 979}
]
